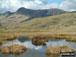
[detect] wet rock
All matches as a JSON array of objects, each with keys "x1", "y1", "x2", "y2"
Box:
[
  {"x1": 0, "y1": 44, "x2": 27, "y2": 57},
  {"x1": 45, "y1": 45, "x2": 74, "y2": 57},
  {"x1": 32, "y1": 36, "x2": 48, "y2": 46}
]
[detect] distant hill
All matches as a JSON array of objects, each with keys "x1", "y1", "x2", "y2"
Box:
[
  {"x1": 1, "y1": 7, "x2": 66, "y2": 18},
  {"x1": 0, "y1": 8, "x2": 68, "y2": 28},
  {"x1": 0, "y1": 13, "x2": 2, "y2": 16},
  {"x1": 18, "y1": 13, "x2": 76, "y2": 32},
  {"x1": 16, "y1": 7, "x2": 67, "y2": 18},
  {"x1": 0, "y1": 12, "x2": 76, "y2": 32},
  {"x1": 1, "y1": 7, "x2": 76, "y2": 32},
  {"x1": 3, "y1": 11, "x2": 14, "y2": 17},
  {"x1": 0, "y1": 13, "x2": 29, "y2": 28},
  {"x1": 3, "y1": 11, "x2": 13, "y2": 15}
]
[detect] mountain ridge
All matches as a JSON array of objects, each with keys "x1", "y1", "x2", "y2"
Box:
[
  {"x1": 1, "y1": 7, "x2": 67, "y2": 18},
  {"x1": 16, "y1": 7, "x2": 67, "y2": 18},
  {"x1": 0, "y1": 7, "x2": 76, "y2": 30}
]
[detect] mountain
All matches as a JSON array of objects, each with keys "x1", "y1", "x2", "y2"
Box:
[
  {"x1": 0, "y1": 7, "x2": 68, "y2": 28},
  {"x1": 1, "y1": 7, "x2": 76, "y2": 31},
  {"x1": 16, "y1": 7, "x2": 67, "y2": 18},
  {"x1": 3, "y1": 11, "x2": 14, "y2": 17},
  {"x1": 0, "y1": 12, "x2": 76, "y2": 32},
  {"x1": 15, "y1": 13, "x2": 76, "y2": 32},
  {"x1": 0, "y1": 13, "x2": 29, "y2": 28},
  {"x1": 0, "y1": 13, "x2": 2, "y2": 16},
  {"x1": 0, "y1": 9, "x2": 76, "y2": 33}
]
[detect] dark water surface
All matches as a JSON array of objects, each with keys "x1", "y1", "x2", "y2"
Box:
[{"x1": 0, "y1": 37, "x2": 76, "y2": 57}]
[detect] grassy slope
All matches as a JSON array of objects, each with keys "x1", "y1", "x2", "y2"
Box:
[
  {"x1": 24, "y1": 13, "x2": 76, "y2": 30},
  {"x1": 0, "y1": 13, "x2": 76, "y2": 42},
  {"x1": 10, "y1": 13, "x2": 76, "y2": 33},
  {"x1": 0, "y1": 13, "x2": 29, "y2": 28}
]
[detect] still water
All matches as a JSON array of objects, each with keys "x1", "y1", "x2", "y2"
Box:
[{"x1": 0, "y1": 38, "x2": 76, "y2": 57}]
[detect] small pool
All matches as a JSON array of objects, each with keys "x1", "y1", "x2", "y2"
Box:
[{"x1": 0, "y1": 37, "x2": 76, "y2": 57}]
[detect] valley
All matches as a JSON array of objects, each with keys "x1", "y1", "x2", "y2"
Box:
[{"x1": 0, "y1": 8, "x2": 76, "y2": 42}]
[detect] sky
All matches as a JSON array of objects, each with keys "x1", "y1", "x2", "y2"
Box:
[
  {"x1": 0, "y1": 0, "x2": 76, "y2": 13},
  {"x1": 41, "y1": 0, "x2": 62, "y2": 4}
]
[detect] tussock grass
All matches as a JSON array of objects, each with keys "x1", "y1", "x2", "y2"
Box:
[{"x1": 0, "y1": 29, "x2": 76, "y2": 42}]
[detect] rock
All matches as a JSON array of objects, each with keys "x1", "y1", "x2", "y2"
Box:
[{"x1": 45, "y1": 45, "x2": 74, "y2": 57}]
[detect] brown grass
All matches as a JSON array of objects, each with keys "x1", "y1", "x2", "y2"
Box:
[{"x1": 0, "y1": 30, "x2": 76, "y2": 42}]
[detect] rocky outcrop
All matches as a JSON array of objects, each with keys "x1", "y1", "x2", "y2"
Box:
[
  {"x1": 16, "y1": 7, "x2": 66, "y2": 18},
  {"x1": 32, "y1": 36, "x2": 48, "y2": 46},
  {"x1": 45, "y1": 45, "x2": 74, "y2": 57},
  {"x1": 0, "y1": 44, "x2": 27, "y2": 56}
]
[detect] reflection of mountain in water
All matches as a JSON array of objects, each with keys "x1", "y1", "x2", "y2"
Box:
[
  {"x1": 2, "y1": 38, "x2": 76, "y2": 51},
  {"x1": 18, "y1": 37, "x2": 30, "y2": 42},
  {"x1": 1, "y1": 38, "x2": 76, "y2": 57}
]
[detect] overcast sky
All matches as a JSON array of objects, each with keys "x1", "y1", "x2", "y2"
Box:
[{"x1": 0, "y1": 0, "x2": 76, "y2": 13}]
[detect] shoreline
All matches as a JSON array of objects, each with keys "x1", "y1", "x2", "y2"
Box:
[{"x1": 0, "y1": 31, "x2": 76, "y2": 42}]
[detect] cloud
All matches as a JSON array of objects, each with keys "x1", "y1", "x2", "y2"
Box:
[
  {"x1": 0, "y1": 0, "x2": 76, "y2": 13},
  {"x1": 0, "y1": 0, "x2": 22, "y2": 13},
  {"x1": 2, "y1": 40, "x2": 44, "y2": 50},
  {"x1": 60, "y1": 0, "x2": 76, "y2": 11},
  {"x1": 0, "y1": 0, "x2": 58, "y2": 13}
]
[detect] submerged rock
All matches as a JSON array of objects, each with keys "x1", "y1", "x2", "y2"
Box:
[
  {"x1": 0, "y1": 44, "x2": 27, "y2": 57},
  {"x1": 45, "y1": 45, "x2": 74, "y2": 57}
]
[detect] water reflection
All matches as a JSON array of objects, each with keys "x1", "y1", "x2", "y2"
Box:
[
  {"x1": 1, "y1": 38, "x2": 76, "y2": 57},
  {"x1": 2, "y1": 40, "x2": 46, "y2": 51},
  {"x1": 2, "y1": 39, "x2": 76, "y2": 51},
  {"x1": 0, "y1": 49, "x2": 47, "y2": 57},
  {"x1": 18, "y1": 37, "x2": 30, "y2": 42}
]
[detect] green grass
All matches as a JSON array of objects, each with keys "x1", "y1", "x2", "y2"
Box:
[{"x1": 0, "y1": 13, "x2": 76, "y2": 42}]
